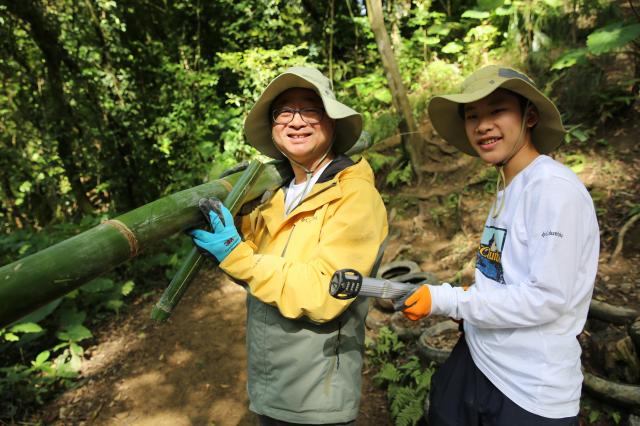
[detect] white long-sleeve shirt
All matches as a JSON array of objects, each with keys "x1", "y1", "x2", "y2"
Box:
[{"x1": 429, "y1": 155, "x2": 600, "y2": 418}]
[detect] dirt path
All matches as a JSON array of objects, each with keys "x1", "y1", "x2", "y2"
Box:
[{"x1": 39, "y1": 267, "x2": 392, "y2": 426}]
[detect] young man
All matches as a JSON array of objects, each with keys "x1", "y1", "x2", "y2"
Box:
[
  {"x1": 401, "y1": 65, "x2": 600, "y2": 425},
  {"x1": 190, "y1": 67, "x2": 388, "y2": 425}
]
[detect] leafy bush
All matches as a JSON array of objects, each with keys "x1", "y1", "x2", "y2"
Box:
[{"x1": 367, "y1": 327, "x2": 435, "y2": 426}]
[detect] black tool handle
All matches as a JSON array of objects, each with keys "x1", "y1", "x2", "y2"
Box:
[{"x1": 329, "y1": 269, "x2": 363, "y2": 300}]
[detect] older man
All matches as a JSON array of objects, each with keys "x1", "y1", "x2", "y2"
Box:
[{"x1": 191, "y1": 67, "x2": 388, "y2": 425}]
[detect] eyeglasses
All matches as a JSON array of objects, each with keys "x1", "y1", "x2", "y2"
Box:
[{"x1": 272, "y1": 107, "x2": 325, "y2": 125}]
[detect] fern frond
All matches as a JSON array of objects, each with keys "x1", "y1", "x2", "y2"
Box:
[
  {"x1": 395, "y1": 397, "x2": 425, "y2": 426},
  {"x1": 373, "y1": 362, "x2": 401, "y2": 386}
]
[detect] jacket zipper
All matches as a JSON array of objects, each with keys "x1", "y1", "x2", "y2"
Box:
[{"x1": 280, "y1": 224, "x2": 296, "y2": 257}]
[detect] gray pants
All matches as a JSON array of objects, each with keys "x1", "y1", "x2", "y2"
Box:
[{"x1": 258, "y1": 414, "x2": 356, "y2": 426}]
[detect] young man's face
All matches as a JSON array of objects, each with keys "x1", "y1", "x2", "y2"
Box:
[
  {"x1": 271, "y1": 88, "x2": 335, "y2": 168},
  {"x1": 463, "y1": 89, "x2": 537, "y2": 166}
]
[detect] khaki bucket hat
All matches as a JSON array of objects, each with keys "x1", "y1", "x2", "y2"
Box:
[
  {"x1": 244, "y1": 66, "x2": 362, "y2": 160},
  {"x1": 428, "y1": 65, "x2": 566, "y2": 156}
]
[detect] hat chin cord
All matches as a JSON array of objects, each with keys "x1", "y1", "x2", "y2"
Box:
[
  {"x1": 490, "y1": 101, "x2": 531, "y2": 218},
  {"x1": 272, "y1": 136, "x2": 335, "y2": 214}
]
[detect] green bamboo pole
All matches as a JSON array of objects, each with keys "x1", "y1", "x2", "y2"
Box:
[
  {"x1": 150, "y1": 161, "x2": 264, "y2": 321},
  {"x1": 0, "y1": 162, "x2": 287, "y2": 328},
  {"x1": 0, "y1": 133, "x2": 371, "y2": 328}
]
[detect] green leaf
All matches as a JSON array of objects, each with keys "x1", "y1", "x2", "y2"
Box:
[
  {"x1": 106, "y1": 299, "x2": 124, "y2": 312},
  {"x1": 564, "y1": 154, "x2": 586, "y2": 174},
  {"x1": 495, "y1": 5, "x2": 514, "y2": 16},
  {"x1": 461, "y1": 10, "x2": 490, "y2": 20},
  {"x1": 571, "y1": 129, "x2": 589, "y2": 143},
  {"x1": 427, "y1": 24, "x2": 450, "y2": 36},
  {"x1": 542, "y1": 0, "x2": 562, "y2": 7},
  {"x1": 551, "y1": 48, "x2": 587, "y2": 70},
  {"x1": 18, "y1": 181, "x2": 32, "y2": 193},
  {"x1": 33, "y1": 351, "x2": 51, "y2": 367},
  {"x1": 57, "y1": 324, "x2": 92, "y2": 342},
  {"x1": 55, "y1": 359, "x2": 79, "y2": 378},
  {"x1": 121, "y1": 280, "x2": 135, "y2": 296},
  {"x1": 4, "y1": 333, "x2": 19, "y2": 341},
  {"x1": 69, "y1": 352, "x2": 83, "y2": 371},
  {"x1": 59, "y1": 307, "x2": 86, "y2": 328},
  {"x1": 82, "y1": 277, "x2": 114, "y2": 293},
  {"x1": 587, "y1": 23, "x2": 640, "y2": 55},
  {"x1": 374, "y1": 362, "x2": 401, "y2": 384},
  {"x1": 373, "y1": 88, "x2": 392, "y2": 104},
  {"x1": 66, "y1": 289, "x2": 79, "y2": 299},
  {"x1": 425, "y1": 36, "x2": 441, "y2": 45},
  {"x1": 442, "y1": 42, "x2": 463, "y2": 54},
  {"x1": 10, "y1": 322, "x2": 43, "y2": 334},
  {"x1": 17, "y1": 298, "x2": 62, "y2": 324},
  {"x1": 70, "y1": 342, "x2": 84, "y2": 356},
  {"x1": 477, "y1": 0, "x2": 504, "y2": 10},
  {"x1": 612, "y1": 411, "x2": 622, "y2": 424}
]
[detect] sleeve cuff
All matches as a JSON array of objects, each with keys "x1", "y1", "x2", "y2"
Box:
[
  {"x1": 429, "y1": 283, "x2": 465, "y2": 319},
  {"x1": 220, "y1": 240, "x2": 255, "y2": 273}
]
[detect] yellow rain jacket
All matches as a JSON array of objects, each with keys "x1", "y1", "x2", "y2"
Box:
[{"x1": 220, "y1": 156, "x2": 388, "y2": 423}]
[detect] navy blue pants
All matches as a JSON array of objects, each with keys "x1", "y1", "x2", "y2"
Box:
[{"x1": 428, "y1": 336, "x2": 580, "y2": 426}]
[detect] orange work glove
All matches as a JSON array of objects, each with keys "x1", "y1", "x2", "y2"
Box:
[{"x1": 400, "y1": 285, "x2": 432, "y2": 321}]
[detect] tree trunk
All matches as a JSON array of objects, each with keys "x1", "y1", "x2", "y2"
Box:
[
  {"x1": 583, "y1": 371, "x2": 640, "y2": 408},
  {"x1": 3, "y1": 0, "x2": 95, "y2": 215},
  {"x1": 365, "y1": 0, "x2": 423, "y2": 181},
  {"x1": 589, "y1": 299, "x2": 640, "y2": 325}
]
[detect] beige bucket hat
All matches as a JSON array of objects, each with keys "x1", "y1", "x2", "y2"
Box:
[
  {"x1": 244, "y1": 66, "x2": 362, "y2": 160},
  {"x1": 428, "y1": 65, "x2": 566, "y2": 156}
]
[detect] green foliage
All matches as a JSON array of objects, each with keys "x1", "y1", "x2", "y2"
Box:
[
  {"x1": 628, "y1": 203, "x2": 640, "y2": 218},
  {"x1": 551, "y1": 49, "x2": 589, "y2": 71},
  {"x1": 368, "y1": 329, "x2": 434, "y2": 426},
  {"x1": 587, "y1": 23, "x2": 640, "y2": 55},
  {"x1": 429, "y1": 192, "x2": 460, "y2": 229},
  {"x1": 563, "y1": 153, "x2": 588, "y2": 174},
  {"x1": 564, "y1": 124, "x2": 595, "y2": 145},
  {"x1": 547, "y1": 14, "x2": 638, "y2": 123},
  {"x1": 366, "y1": 151, "x2": 398, "y2": 173},
  {"x1": 0, "y1": 271, "x2": 141, "y2": 420},
  {"x1": 214, "y1": 43, "x2": 319, "y2": 164},
  {"x1": 386, "y1": 162, "x2": 414, "y2": 187},
  {"x1": 0, "y1": 349, "x2": 73, "y2": 420},
  {"x1": 582, "y1": 397, "x2": 624, "y2": 425},
  {"x1": 367, "y1": 326, "x2": 405, "y2": 363}
]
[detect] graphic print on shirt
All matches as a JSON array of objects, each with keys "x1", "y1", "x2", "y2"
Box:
[{"x1": 476, "y1": 225, "x2": 507, "y2": 284}]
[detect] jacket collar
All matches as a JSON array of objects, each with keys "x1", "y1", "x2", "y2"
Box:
[{"x1": 259, "y1": 156, "x2": 368, "y2": 236}]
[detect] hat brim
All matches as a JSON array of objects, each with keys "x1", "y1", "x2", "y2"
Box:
[
  {"x1": 428, "y1": 78, "x2": 566, "y2": 156},
  {"x1": 244, "y1": 73, "x2": 362, "y2": 160}
]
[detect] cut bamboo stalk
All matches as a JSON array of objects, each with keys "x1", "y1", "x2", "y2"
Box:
[
  {"x1": 0, "y1": 162, "x2": 287, "y2": 328},
  {"x1": 0, "y1": 134, "x2": 371, "y2": 328}
]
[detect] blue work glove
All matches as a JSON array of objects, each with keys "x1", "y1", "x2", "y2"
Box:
[{"x1": 189, "y1": 201, "x2": 241, "y2": 263}]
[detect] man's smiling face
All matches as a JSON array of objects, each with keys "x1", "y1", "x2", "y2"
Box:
[{"x1": 270, "y1": 88, "x2": 335, "y2": 169}]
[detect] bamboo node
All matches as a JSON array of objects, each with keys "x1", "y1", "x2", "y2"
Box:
[
  {"x1": 219, "y1": 179, "x2": 233, "y2": 193},
  {"x1": 103, "y1": 219, "x2": 139, "y2": 258}
]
